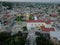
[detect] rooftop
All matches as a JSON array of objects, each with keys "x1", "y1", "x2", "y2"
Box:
[
  {"x1": 50, "y1": 31, "x2": 60, "y2": 41},
  {"x1": 41, "y1": 26, "x2": 55, "y2": 32},
  {"x1": 26, "y1": 20, "x2": 44, "y2": 22},
  {"x1": 50, "y1": 13, "x2": 58, "y2": 16},
  {"x1": 26, "y1": 19, "x2": 53, "y2": 24}
]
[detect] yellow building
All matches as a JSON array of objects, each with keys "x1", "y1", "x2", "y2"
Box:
[
  {"x1": 16, "y1": 14, "x2": 21, "y2": 16},
  {"x1": 26, "y1": 13, "x2": 30, "y2": 20}
]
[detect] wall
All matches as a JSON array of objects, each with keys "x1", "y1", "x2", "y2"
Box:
[{"x1": 27, "y1": 22, "x2": 44, "y2": 30}]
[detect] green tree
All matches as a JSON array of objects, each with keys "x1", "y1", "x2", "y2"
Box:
[
  {"x1": 0, "y1": 32, "x2": 11, "y2": 45},
  {"x1": 29, "y1": 15, "x2": 34, "y2": 20},
  {"x1": 36, "y1": 34, "x2": 54, "y2": 45},
  {"x1": 16, "y1": 16, "x2": 20, "y2": 22},
  {"x1": 0, "y1": 32, "x2": 27, "y2": 45},
  {"x1": 22, "y1": 26, "x2": 27, "y2": 31},
  {"x1": 2, "y1": 2, "x2": 13, "y2": 9}
]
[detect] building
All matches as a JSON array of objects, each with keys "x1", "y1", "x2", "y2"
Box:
[
  {"x1": 41, "y1": 26, "x2": 55, "y2": 33},
  {"x1": 50, "y1": 31, "x2": 60, "y2": 45},
  {"x1": 2, "y1": 11, "x2": 16, "y2": 32},
  {"x1": 11, "y1": 23, "x2": 22, "y2": 34},
  {"x1": 50, "y1": 13, "x2": 58, "y2": 17},
  {"x1": 26, "y1": 19, "x2": 53, "y2": 30}
]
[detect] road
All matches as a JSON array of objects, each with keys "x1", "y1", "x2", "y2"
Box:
[{"x1": 25, "y1": 30, "x2": 36, "y2": 45}]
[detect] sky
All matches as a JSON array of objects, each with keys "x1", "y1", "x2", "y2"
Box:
[{"x1": 0, "y1": 0, "x2": 60, "y2": 2}]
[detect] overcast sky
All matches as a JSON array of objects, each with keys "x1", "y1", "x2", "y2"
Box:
[{"x1": 0, "y1": 0, "x2": 60, "y2": 2}]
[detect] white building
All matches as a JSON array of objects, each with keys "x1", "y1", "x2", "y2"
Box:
[{"x1": 26, "y1": 20, "x2": 53, "y2": 30}]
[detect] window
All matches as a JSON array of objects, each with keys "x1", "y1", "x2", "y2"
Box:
[{"x1": 31, "y1": 24, "x2": 33, "y2": 26}]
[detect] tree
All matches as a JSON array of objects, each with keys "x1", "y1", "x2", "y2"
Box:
[
  {"x1": 29, "y1": 15, "x2": 34, "y2": 20},
  {"x1": 36, "y1": 34, "x2": 54, "y2": 45},
  {"x1": 16, "y1": 16, "x2": 20, "y2": 22},
  {"x1": 18, "y1": 31, "x2": 23, "y2": 36},
  {"x1": 57, "y1": 10, "x2": 60, "y2": 15},
  {"x1": 22, "y1": 26, "x2": 27, "y2": 31},
  {"x1": 35, "y1": 32, "x2": 41, "y2": 35},
  {"x1": 2, "y1": 2, "x2": 13, "y2": 9},
  {"x1": 57, "y1": 4, "x2": 60, "y2": 6},
  {"x1": 57, "y1": 10, "x2": 60, "y2": 12},
  {"x1": 0, "y1": 31, "x2": 27, "y2": 45},
  {"x1": 0, "y1": 32, "x2": 11, "y2": 45},
  {"x1": 27, "y1": 5, "x2": 34, "y2": 8}
]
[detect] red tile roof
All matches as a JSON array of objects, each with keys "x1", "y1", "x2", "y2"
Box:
[
  {"x1": 51, "y1": 13, "x2": 57, "y2": 16},
  {"x1": 3, "y1": 14, "x2": 13, "y2": 18},
  {"x1": 41, "y1": 27, "x2": 55, "y2": 32},
  {"x1": 6, "y1": 12, "x2": 9, "y2": 14},
  {"x1": 26, "y1": 20, "x2": 44, "y2": 22},
  {"x1": 26, "y1": 19, "x2": 53, "y2": 24},
  {"x1": 45, "y1": 22, "x2": 51, "y2": 24},
  {"x1": 45, "y1": 21, "x2": 51, "y2": 24}
]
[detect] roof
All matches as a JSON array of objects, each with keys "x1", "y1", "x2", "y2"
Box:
[
  {"x1": 26, "y1": 20, "x2": 44, "y2": 22},
  {"x1": 50, "y1": 31, "x2": 60, "y2": 41},
  {"x1": 4, "y1": 14, "x2": 13, "y2": 18},
  {"x1": 41, "y1": 27, "x2": 55, "y2": 32},
  {"x1": 26, "y1": 19, "x2": 53, "y2": 24},
  {"x1": 45, "y1": 21, "x2": 51, "y2": 24},
  {"x1": 51, "y1": 13, "x2": 58, "y2": 16}
]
